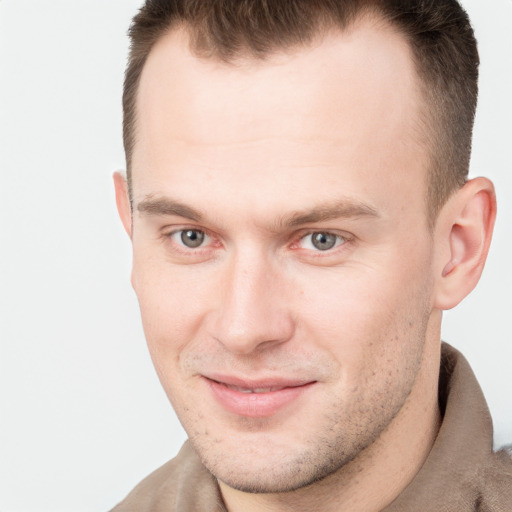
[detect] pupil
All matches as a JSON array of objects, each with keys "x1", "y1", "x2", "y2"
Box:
[
  {"x1": 181, "y1": 230, "x2": 204, "y2": 248},
  {"x1": 312, "y1": 232, "x2": 336, "y2": 250}
]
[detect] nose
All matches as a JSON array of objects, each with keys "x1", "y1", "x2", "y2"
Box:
[{"x1": 210, "y1": 249, "x2": 295, "y2": 355}]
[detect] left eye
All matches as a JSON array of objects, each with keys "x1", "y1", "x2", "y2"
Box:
[
  {"x1": 172, "y1": 229, "x2": 208, "y2": 248},
  {"x1": 299, "y1": 232, "x2": 345, "y2": 251}
]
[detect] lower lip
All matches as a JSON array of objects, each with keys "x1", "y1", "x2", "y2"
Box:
[{"x1": 206, "y1": 379, "x2": 315, "y2": 418}]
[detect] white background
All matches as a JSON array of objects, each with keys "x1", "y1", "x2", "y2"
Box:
[{"x1": 0, "y1": 1, "x2": 510, "y2": 511}]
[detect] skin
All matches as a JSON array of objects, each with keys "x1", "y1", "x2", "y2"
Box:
[{"x1": 115, "y1": 16, "x2": 496, "y2": 512}]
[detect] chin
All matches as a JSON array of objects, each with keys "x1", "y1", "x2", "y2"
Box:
[
  {"x1": 215, "y1": 464, "x2": 336, "y2": 494},
  {"x1": 192, "y1": 433, "x2": 362, "y2": 495}
]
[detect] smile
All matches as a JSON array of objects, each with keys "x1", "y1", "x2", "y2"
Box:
[
  {"x1": 204, "y1": 376, "x2": 316, "y2": 417},
  {"x1": 223, "y1": 383, "x2": 291, "y2": 394}
]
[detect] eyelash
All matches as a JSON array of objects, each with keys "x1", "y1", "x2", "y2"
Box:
[
  {"x1": 165, "y1": 228, "x2": 216, "y2": 254},
  {"x1": 162, "y1": 227, "x2": 352, "y2": 257},
  {"x1": 294, "y1": 232, "x2": 348, "y2": 252}
]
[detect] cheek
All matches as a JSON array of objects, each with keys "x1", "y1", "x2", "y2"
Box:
[
  {"x1": 293, "y1": 257, "x2": 433, "y2": 378},
  {"x1": 133, "y1": 264, "x2": 210, "y2": 414},
  {"x1": 296, "y1": 267, "x2": 402, "y2": 334},
  {"x1": 132, "y1": 252, "x2": 214, "y2": 367}
]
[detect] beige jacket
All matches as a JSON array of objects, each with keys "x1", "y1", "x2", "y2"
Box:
[{"x1": 111, "y1": 344, "x2": 512, "y2": 511}]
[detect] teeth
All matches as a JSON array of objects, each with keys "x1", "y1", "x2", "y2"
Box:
[{"x1": 227, "y1": 385, "x2": 278, "y2": 394}]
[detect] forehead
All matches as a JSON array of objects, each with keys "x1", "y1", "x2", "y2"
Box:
[
  {"x1": 132, "y1": 18, "x2": 428, "y2": 224},
  {"x1": 136, "y1": 18, "x2": 422, "y2": 142}
]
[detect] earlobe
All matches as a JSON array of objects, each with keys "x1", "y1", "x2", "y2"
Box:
[
  {"x1": 113, "y1": 171, "x2": 133, "y2": 238},
  {"x1": 434, "y1": 177, "x2": 496, "y2": 310}
]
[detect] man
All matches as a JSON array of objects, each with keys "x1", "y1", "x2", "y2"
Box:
[{"x1": 111, "y1": 0, "x2": 512, "y2": 510}]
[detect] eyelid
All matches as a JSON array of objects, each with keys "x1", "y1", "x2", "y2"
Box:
[
  {"x1": 301, "y1": 232, "x2": 343, "y2": 247},
  {"x1": 170, "y1": 229, "x2": 209, "y2": 248},
  {"x1": 291, "y1": 229, "x2": 353, "y2": 253},
  {"x1": 162, "y1": 225, "x2": 223, "y2": 255},
  {"x1": 160, "y1": 224, "x2": 353, "y2": 259}
]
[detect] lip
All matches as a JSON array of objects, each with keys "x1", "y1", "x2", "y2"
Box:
[{"x1": 204, "y1": 375, "x2": 316, "y2": 418}]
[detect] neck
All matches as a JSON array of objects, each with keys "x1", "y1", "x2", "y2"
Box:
[{"x1": 220, "y1": 330, "x2": 442, "y2": 512}]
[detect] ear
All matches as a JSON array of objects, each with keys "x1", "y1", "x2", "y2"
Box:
[
  {"x1": 113, "y1": 171, "x2": 132, "y2": 238},
  {"x1": 433, "y1": 177, "x2": 496, "y2": 310}
]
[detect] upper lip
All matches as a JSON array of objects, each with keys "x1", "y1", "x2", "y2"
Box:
[{"x1": 203, "y1": 374, "x2": 315, "y2": 390}]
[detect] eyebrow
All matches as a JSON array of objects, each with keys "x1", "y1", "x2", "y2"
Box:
[
  {"x1": 136, "y1": 195, "x2": 380, "y2": 228},
  {"x1": 137, "y1": 197, "x2": 203, "y2": 221},
  {"x1": 280, "y1": 199, "x2": 380, "y2": 228}
]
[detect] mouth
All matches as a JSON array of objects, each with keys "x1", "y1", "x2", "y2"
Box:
[
  {"x1": 215, "y1": 381, "x2": 302, "y2": 393},
  {"x1": 203, "y1": 375, "x2": 316, "y2": 418}
]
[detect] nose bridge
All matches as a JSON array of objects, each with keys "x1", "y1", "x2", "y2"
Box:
[{"x1": 212, "y1": 245, "x2": 294, "y2": 354}]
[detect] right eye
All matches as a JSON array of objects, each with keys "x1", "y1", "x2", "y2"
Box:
[{"x1": 170, "y1": 229, "x2": 209, "y2": 249}]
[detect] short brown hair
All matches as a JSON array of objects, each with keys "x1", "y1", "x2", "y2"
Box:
[{"x1": 123, "y1": 0, "x2": 479, "y2": 221}]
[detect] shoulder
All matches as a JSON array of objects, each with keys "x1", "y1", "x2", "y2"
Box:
[
  {"x1": 110, "y1": 442, "x2": 221, "y2": 512},
  {"x1": 477, "y1": 444, "x2": 512, "y2": 510}
]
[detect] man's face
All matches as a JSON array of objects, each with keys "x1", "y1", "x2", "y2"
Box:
[{"x1": 127, "y1": 20, "x2": 439, "y2": 492}]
